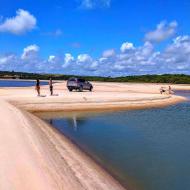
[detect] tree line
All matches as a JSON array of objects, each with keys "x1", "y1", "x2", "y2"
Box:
[{"x1": 0, "y1": 71, "x2": 190, "y2": 84}]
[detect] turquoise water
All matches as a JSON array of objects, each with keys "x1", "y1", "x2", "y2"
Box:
[
  {"x1": 0, "y1": 80, "x2": 48, "y2": 87},
  {"x1": 41, "y1": 91, "x2": 190, "y2": 190}
]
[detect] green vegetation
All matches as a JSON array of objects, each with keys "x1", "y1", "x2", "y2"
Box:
[{"x1": 0, "y1": 71, "x2": 190, "y2": 84}]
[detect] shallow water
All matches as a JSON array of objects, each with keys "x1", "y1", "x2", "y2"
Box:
[
  {"x1": 40, "y1": 91, "x2": 190, "y2": 190},
  {"x1": 0, "y1": 80, "x2": 48, "y2": 87}
]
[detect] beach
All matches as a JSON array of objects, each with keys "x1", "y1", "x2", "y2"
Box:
[
  {"x1": 1, "y1": 81, "x2": 188, "y2": 112},
  {"x1": 0, "y1": 81, "x2": 189, "y2": 190}
]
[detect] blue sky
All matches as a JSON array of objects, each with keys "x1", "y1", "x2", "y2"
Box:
[{"x1": 0, "y1": 0, "x2": 190, "y2": 76}]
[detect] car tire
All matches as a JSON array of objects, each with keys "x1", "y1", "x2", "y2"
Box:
[
  {"x1": 68, "y1": 87, "x2": 73, "y2": 91},
  {"x1": 89, "y1": 87, "x2": 92, "y2": 91}
]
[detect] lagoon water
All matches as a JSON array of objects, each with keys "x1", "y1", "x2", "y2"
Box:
[
  {"x1": 0, "y1": 80, "x2": 48, "y2": 87},
  {"x1": 37, "y1": 91, "x2": 190, "y2": 190}
]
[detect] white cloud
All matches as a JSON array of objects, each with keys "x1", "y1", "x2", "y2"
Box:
[
  {"x1": 64, "y1": 53, "x2": 74, "y2": 64},
  {"x1": 99, "y1": 57, "x2": 107, "y2": 63},
  {"x1": 77, "y1": 54, "x2": 92, "y2": 63},
  {"x1": 80, "y1": 0, "x2": 111, "y2": 9},
  {"x1": 139, "y1": 41, "x2": 154, "y2": 57},
  {"x1": 48, "y1": 55, "x2": 56, "y2": 63},
  {"x1": 91, "y1": 61, "x2": 98, "y2": 69},
  {"x1": 120, "y1": 42, "x2": 135, "y2": 53},
  {"x1": 0, "y1": 9, "x2": 36, "y2": 35},
  {"x1": 62, "y1": 53, "x2": 74, "y2": 68},
  {"x1": 102, "y1": 49, "x2": 115, "y2": 58},
  {"x1": 160, "y1": 35, "x2": 190, "y2": 72},
  {"x1": 21, "y1": 44, "x2": 39, "y2": 60},
  {"x1": 145, "y1": 21, "x2": 178, "y2": 43}
]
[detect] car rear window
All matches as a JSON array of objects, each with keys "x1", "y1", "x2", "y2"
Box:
[
  {"x1": 78, "y1": 79, "x2": 85, "y2": 82},
  {"x1": 69, "y1": 78, "x2": 76, "y2": 81}
]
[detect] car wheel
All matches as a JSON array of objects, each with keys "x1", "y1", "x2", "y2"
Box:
[
  {"x1": 89, "y1": 87, "x2": 92, "y2": 91},
  {"x1": 68, "y1": 87, "x2": 73, "y2": 91}
]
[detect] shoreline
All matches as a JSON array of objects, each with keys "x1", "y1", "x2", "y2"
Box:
[
  {"x1": 36, "y1": 112, "x2": 130, "y2": 189},
  {"x1": 22, "y1": 95, "x2": 186, "y2": 113},
  {"x1": 0, "y1": 81, "x2": 190, "y2": 190},
  {"x1": 42, "y1": 116, "x2": 130, "y2": 189},
  {"x1": 7, "y1": 93, "x2": 187, "y2": 113},
  {"x1": 0, "y1": 99, "x2": 125, "y2": 190}
]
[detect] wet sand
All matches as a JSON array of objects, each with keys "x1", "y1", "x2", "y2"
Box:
[{"x1": 0, "y1": 81, "x2": 189, "y2": 190}]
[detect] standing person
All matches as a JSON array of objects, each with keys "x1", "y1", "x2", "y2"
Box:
[
  {"x1": 36, "y1": 79, "x2": 40, "y2": 96},
  {"x1": 168, "y1": 86, "x2": 172, "y2": 94},
  {"x1": 49, "y1": 78, "x2": 53, "y2": 96}
]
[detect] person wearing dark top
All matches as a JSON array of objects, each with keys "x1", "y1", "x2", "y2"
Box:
[
  {"x1": 49, "y1": 78, "x2": 53, "y2": 96},
  {"x1": 35, "y1": 79, "x2": 40, "y2": 96}
]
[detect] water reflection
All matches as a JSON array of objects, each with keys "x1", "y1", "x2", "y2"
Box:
[
  {"x1": 47, "y1": 114, "x2": 89, "y2": 132},
  {"x1": 73, "y1": 116, "x2": 78, "y2": 131},
  {"x1": 65, "y1": 116, "x2": 78, "y2": 131}
]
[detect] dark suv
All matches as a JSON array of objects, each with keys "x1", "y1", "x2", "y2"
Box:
[{"x1": 67, "y1": 78, "x2": 93, "y2": 92}]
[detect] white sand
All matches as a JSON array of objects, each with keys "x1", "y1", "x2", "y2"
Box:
[
  {"x1": 0, "y1": 100, "x2": 125, "y2": 190},
  {"x1": 0, "y1": 81, "x2": 187, "y2": 112},
  {"x1": 0, "y1": 81, "x2": 189, "y2": 190}
]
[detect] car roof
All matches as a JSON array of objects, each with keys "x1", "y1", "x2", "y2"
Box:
[
  {"x1": 68, "y1": 77, "x2": 77, "y2": 80},
  {"x1": 68, "y1": 77, "x2": 85, "y2": 80}
]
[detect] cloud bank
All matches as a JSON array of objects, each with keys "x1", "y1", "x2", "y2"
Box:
[{"x1": 1, "y1": 34, "x2": 190, "y2": 76}]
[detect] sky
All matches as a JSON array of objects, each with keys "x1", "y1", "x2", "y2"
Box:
[{"x1": 0, "y1": 0, "x2": 190, "y2": 76}]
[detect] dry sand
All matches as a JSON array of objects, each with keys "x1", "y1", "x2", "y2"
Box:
[
  {"x1": 1, "y1": 81, "x2": 188, "y2": 112},
  {"x1": 0, "y1": 81, "x2": 189, "y2": 190}
]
